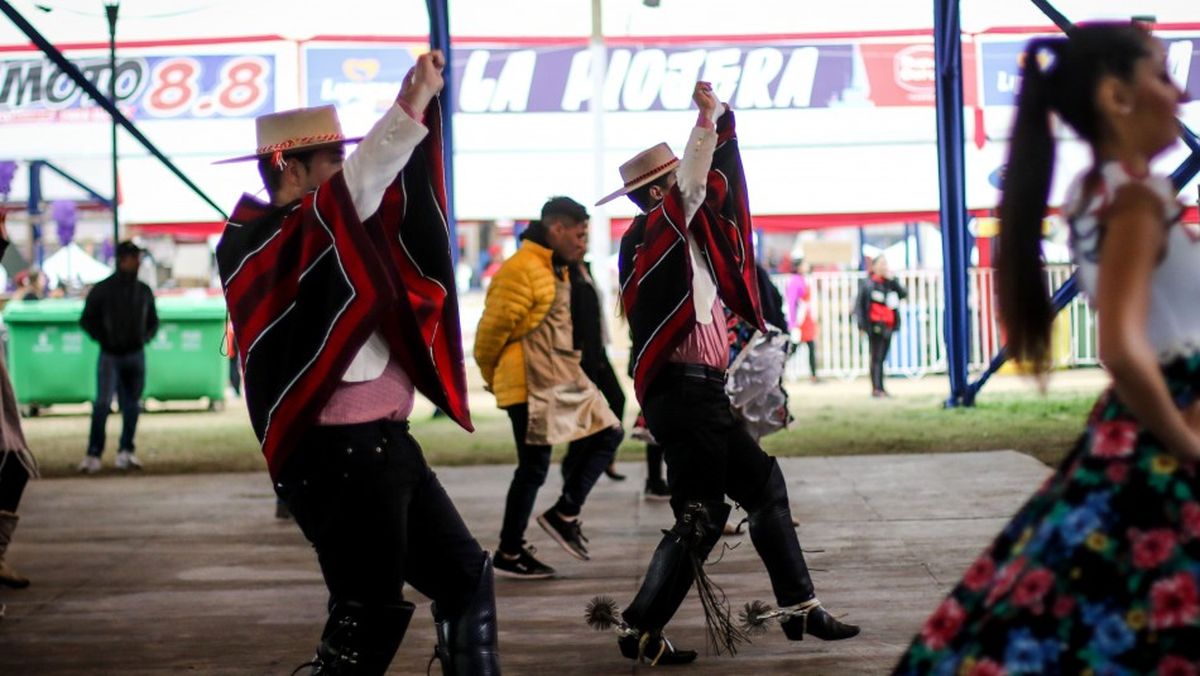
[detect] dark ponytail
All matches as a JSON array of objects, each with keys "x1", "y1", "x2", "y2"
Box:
[
  {"x1": 996, "y1": 38, "x2": 1063, "y2": 371},
  {"x1": 996, "y1": 23, "x2": 1151, "y2": 372}
]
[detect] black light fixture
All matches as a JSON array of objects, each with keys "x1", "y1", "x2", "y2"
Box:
[{"x1": 643, "y1": 0, "x2": 661, "y2": 7}]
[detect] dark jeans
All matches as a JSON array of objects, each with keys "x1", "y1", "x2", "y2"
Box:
[
  {"x1": 564, "y1": 426, "x2": 624, "y2": 483},
  {"x1": 867, "y1": 325, "x2": 894, "y2": 393},
  {"x1": 0, "y1": 458, "x2": 29, "y2": 512},
  {"x1": 275, "y1": 420, "x2": 485, "y2": 618},
  {"x1": 498, "y1": 404, "x2": 617, "y2": 554},
  {"x1": 641, "y1": 372, "x2": 776, "y2": 516},
  {"x1": 87, "y1": 351, "x2": 145, "y2": 457}
]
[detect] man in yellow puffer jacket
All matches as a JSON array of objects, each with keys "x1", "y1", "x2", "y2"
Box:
[{"x1": 474, "y1": 197, "x2": 620, "y2": 580}]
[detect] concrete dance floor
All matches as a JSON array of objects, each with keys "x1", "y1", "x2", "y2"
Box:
[{"x1": 0, "y1": 451, "x2": 1050, "y2": 675}]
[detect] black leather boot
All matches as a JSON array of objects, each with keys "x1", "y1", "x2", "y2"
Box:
[
  {"x1": 620, "y1": 500, "x2": 734, "y2": 661},
  {"x1": 304, "y1": 600, "x2": 415, "y2": 675},
  {"x1": 746, "y1": 459, "x2": 858, "y2": 642},
  {"x1": 432, "y1": 553, "x2": 501, "y2": 675},
  {"x1": 780, "y1": 603, "x2": 860, "y2": 641}
]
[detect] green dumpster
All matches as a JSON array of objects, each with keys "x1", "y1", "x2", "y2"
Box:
[
  {"x1": 144, "y1": 296, "x2": 229, "y2": 407},
  {"x1": 3, "y1": 295, "x2": 229, "y2": 411},
  {"x1": 4, "y1": 299, "x2": 99, "y2": 407}
]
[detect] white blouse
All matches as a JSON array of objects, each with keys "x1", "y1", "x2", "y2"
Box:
[{"x1": 1066, "y1": 161, "x2": 1196, "y2": 360}]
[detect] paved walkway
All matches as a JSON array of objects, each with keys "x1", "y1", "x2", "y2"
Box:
[{"x1": 0, "y1": 452, "x2": 1051, "y2": 675}]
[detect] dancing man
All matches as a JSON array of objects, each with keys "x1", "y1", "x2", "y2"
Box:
[
  {"x1": 216, "y1": 51, "x2": 499, "y2": 675},
  {"x1": 588, "y1": 81, "x2": 859, "y2": 665}
]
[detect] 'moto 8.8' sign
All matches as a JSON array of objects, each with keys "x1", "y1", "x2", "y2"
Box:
[
  {"x1": 140, "y1": 54, "x2": 274, "y2": 118},
  {"x1": 0, "y1": 52, "x2": 275, "y2": 122}
]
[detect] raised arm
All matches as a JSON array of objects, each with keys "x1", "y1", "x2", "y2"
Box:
[
  {"x1": 676, "y1": 81, "x2": 723, "y2": 226},
  {"x1": 340, "y1": 51, "x2": 445, "y2": 221},
  {"x1": 1096, "y1": 183, "x2": 1200, "y2": 460}
]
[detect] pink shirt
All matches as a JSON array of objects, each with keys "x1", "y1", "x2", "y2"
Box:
[
  {"x1": 668, "y1": 299, "x2": 729, "y2": 369},
  {"x1": 317, "y1": 357, "x2": 415, "y2": 425}
]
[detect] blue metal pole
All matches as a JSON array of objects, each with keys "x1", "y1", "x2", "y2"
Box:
[
  {"x1": 426, "y1": 0, "x2": 458, "y2": 267},
  {"x1": 27, "y1": 161, "x2": 42, "y2": 267},
  {"x1": 934, "y1": 0, "x2": 971, "y2": 407},
  {"x1": 857, "y1": 226, "x2": 867, "y2": 270}
]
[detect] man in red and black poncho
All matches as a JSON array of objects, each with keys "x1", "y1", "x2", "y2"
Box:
[
  {"x1": 216, "y1": 52, "x2": 498, "y2": 676},
  {"x1": 588, "y1": 82, "x2": 859, "y2": 665}
]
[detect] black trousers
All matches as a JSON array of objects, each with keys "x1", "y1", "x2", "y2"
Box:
[
  {"x1": 499, "y1": 404, "x2": 617, "y2": 554},
  {"x1": 275, "y1": 419, "x2": 484, "y2": 619},
  {"x1": 867, "y1": 325, "x2": 894, "y2": 392},
  {"x1": 642, "y1": 372, "x2": 776, "y2": 516},
  {"x1": 0, "y1": 457, "x2": 29, "y2": 512},
  {"x1": 571, "y1": 356, "x2": 626, "y2": 478}
]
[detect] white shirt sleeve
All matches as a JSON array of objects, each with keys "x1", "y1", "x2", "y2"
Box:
[
  {"x1": 340, "y1": 104, "x2": 429, "y2": 222},
  {"x1": 676, "y1": 125, "x2": 717, "y2": 227},
  {"x1": 674, "y1": 110, "x2": 726, "y2": 325},
  {"x1": 336, "y1": 104, "x2": 428, "y2": 383}
]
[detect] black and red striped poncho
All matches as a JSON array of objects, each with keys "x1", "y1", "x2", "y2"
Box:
[
  {"x1": 618, "y1": 110, "x2": 765, "y2": 405},
  {"x1": 216, "y1": 107, "x2": 472, "y2": 479}
]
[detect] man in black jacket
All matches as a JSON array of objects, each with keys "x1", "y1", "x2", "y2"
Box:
[{"x1": 78, "y1": 241, "x2": 158, "y2": 473}]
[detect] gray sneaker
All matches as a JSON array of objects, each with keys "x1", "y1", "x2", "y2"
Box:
[
  {"x1": 115, "y1": 450, "x2": 143, "y2": 470},
  {"x1": 77, "y1": 456, "x2": 101, "y2": 474}
]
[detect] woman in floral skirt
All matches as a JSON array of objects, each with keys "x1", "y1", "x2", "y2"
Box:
[{"x1": 895, "y1": 23, "x2": 1197, "y2": 675}]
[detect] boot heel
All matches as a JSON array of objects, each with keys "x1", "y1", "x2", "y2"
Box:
[{"x1": 781, "y1": 613, "x2": 805, "y2": 641}]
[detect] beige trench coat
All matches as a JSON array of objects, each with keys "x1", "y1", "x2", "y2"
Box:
[{"x1": 521, "y1": 273, "x2": 619, "y2": 445}]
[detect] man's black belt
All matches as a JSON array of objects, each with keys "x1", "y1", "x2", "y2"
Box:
[{"x1": 661, "y1": 363, "x2": 726, "y2": 384}]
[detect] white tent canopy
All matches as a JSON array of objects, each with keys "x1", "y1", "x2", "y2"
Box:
[{"x1": 40, "y1": 242, "x2": 111, "y2": 288}]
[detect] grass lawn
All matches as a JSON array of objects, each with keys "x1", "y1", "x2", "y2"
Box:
[{"x1": 21, "y1": 370, "x2": 1104, "y2": 478}]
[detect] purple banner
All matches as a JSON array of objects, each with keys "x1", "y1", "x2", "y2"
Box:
[
  {"x1": 980, "y1": 36, "x2": 1200, "y2": 106},
  {"x1": 451, "y1": 43, "x2": 858, "y2": 113},
  {"x1": 304, "y1": 45, "x2": 418, "y2": 110}
]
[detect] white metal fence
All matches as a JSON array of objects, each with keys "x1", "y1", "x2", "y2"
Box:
[{"x1": 781, "y1": 265, "x2": 1098, "y2": 381}]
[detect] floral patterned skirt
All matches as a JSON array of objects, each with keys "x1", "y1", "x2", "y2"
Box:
[{"x1": 895, "y1": 356, "x2": 1200, "y2": 676}]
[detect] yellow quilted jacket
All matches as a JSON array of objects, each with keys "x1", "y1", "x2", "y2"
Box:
[{"x1": 474, "y1": 240, "x2": 558, "y2": 407}]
